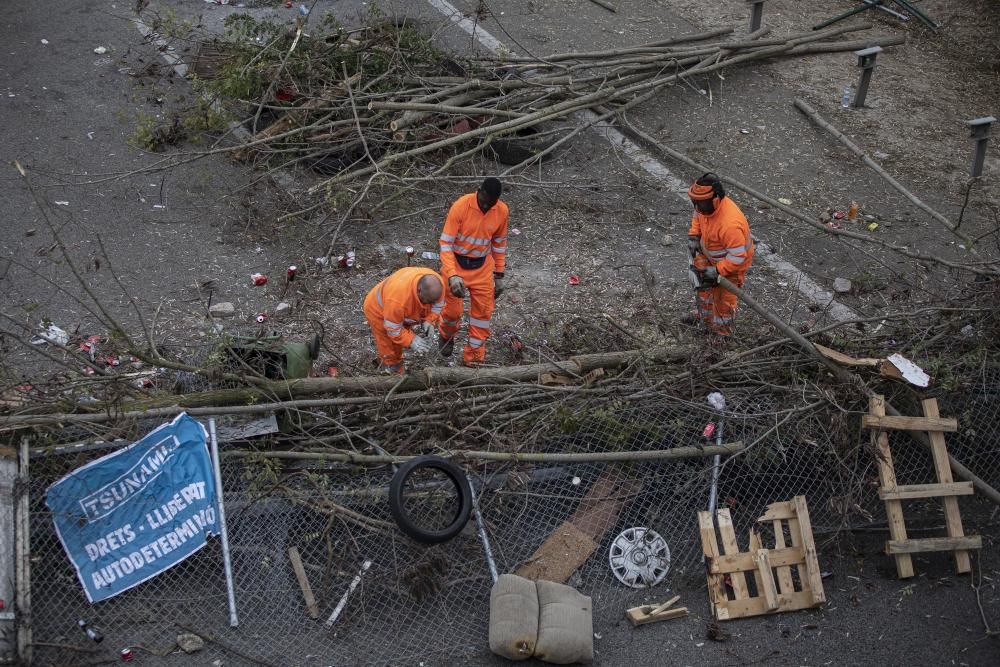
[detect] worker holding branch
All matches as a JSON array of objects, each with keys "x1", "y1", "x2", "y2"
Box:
[
  {"x1": 363, "y1": 267, "x2": 446, "y2": 374},
  {"x1": 437, "y1": 177, "x2": 509, "y2": 366},
  {"x1": 686, "y1": 173, "x2": 754, "y2": 336}
]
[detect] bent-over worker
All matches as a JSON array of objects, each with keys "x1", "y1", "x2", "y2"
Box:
[
  {"x1": 437, "y1": 177, "x2": 509, "y2": 366},
  {"x1": 686, "y1": 173, "x2": 754, "y2": 336},
  {"x1": 363, "y1": 267, "x2": 445, "y2": 374}
]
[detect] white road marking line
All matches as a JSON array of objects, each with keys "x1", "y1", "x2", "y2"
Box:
[{"x1": 423, "y1": 1, "x2": 860, "y2": 323}]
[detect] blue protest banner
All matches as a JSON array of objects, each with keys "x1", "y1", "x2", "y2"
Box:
[{"x1": 46, "y1": 413, "x2": 219, "y2": 603}]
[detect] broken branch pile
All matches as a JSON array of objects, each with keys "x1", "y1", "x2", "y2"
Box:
[{"x1": 207, "y1": 16, "x2": 901, "y2": 193}]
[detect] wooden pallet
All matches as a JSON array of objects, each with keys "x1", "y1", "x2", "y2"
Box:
[
  {"x1": 862, "y1": 396, "x2": 982, "y2": 578},
  {"x1": 698, "y1": 496, "x2": 825, "y2": 621}
]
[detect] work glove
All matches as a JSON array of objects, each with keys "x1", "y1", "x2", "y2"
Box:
[
  {"x1": 410, "y1": 335, "x2": 432, "y2": 355},
  {"x1": 687, "y1": 236, "x2": 701, "y2": 258},
  {"x1": 493, "y1": 274, "x2": 505, "y2": 298},
  {"x1": 449, "y1": 275, "x2": 466, "y2": 297},
  {"x1": 700, "y1": 266, "x2": 719, "y2": 286},
  {"x1": 417, "y1": 321, "x2": 435, "y2": 337}
]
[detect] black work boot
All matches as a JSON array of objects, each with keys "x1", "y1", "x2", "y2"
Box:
[{"x1": 438, "y1": 336, "x2": 455, "y2": 358}]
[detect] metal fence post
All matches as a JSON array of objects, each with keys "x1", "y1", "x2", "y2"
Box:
[
  {"x1": 852, "y1": 46, "x2": 882, "y2": 108},
  {"x1": 15, "y1": 440, "x2": 31, "y2": 665},
  {"x1": 746, "y1": 0, "x2": 765, "y2": 33},
  {"x1": 209, "y1": 418, "x2": 239, "y2": 628},
  {"x1": 966, "y1": 116, "x2": 996, "y2": 178}
]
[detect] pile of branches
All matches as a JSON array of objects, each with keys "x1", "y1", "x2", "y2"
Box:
[{"x1": 203, "y1": 14, "x2": 902, "y2": 193}]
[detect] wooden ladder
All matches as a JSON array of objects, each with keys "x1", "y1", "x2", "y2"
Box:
[
  {"x1": 862, "y1": 395, "x2": 982, "y2": 578},
  {"x1": 699, "y1": 496, "x2": 825, "y2": 621}
]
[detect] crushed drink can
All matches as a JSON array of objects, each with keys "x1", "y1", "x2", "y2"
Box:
[
  {"x1": 405, "y1": 246, "x2": 415, "y2": 257},
  {"x1": 702, "y1": 422, "x2": 716, "y2": 439},
  {"x1": 251, "y1": 273, "x2": 268, "y2": 286},
  {"x1": 256, "y1": 313, "x2": 268, "y2": 324},
  {"x1": 120, "y1": 647, "x2": 134, "y2": 662},
  {"x1": 287, "y1": 265, "x2": 298, "y2": 281},
  {"x1": 346, "y1": 249, "x2": 356, "y2": 268}
]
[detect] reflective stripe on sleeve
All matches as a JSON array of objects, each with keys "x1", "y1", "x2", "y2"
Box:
[{"x1": 468, "y1": 317, "x2": 492, "y2": 328}]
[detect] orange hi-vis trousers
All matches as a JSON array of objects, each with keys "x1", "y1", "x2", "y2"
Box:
[
  {"x1": 439, "y1": 263, "x2": 495, "y2": 365},
  {"x1": 692, "y1": 253, "x2": 744, "y2": 337}
]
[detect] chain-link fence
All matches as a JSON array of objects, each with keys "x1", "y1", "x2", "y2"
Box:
[{"x1": 23, "y1": 374, "x2": 1000, "y2": 666}]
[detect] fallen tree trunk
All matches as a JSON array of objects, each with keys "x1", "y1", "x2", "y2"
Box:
[
  {"x1": 0, "y1": 351, "x2": 645, "y2": 427},
  {"x1": 222, "y1": 442, "x2": 745, "y2": 465}
]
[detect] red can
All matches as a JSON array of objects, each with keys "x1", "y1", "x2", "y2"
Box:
[
  {"x1": 120, "y1": 647, "x2": 134, "y2": 662},
  {"x1": 256, "y1": 313, "x2": 268, "y2": 324},
  {"x1": 251, "y1": 273, "x2": 268, "y2": 286},
  {"x1": 702, "y1": 422, "x2": 716, "y2": 439},
  {"x1": 287, "y1": 265, "x2": 298, "y2": 281}
]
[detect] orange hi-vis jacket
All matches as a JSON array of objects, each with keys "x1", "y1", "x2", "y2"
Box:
[
  {"x1": 364, "y1": 267, "x2": 445, "y2": 348},
  {"x1": 688, "y1": 196, "x2": 754, "y2": 278},
  {"x1": 439, "y1": 193, "x2": 509, "y2": 277}
]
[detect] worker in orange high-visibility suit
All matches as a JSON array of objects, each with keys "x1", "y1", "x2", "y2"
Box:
[
  {"x1": 363, "y1": 267, "x2": 445, "y2": 374},
  {"x1": 437, "y1": 177, "x2": 509, "y2": 366},
  {"x1": 686, "y1": 173, "x2": 754, "y2": 336}
]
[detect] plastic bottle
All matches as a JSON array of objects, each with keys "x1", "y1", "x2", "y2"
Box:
[
  {"x1": 848, "y1": 201, "x2": 859, "y2": 222},
  {"x1": 78, "y1": 619, "x2": 104, "y2": 643},
  {"x1": 841, "y1": 86, "x2": 851, "y2": 108}
]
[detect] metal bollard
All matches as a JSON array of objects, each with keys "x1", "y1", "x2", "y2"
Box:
[
  {"x1": 966, "y1": 116, "x2": 996, "y2": 178},
  {"x1": 852, "y1": 46, "x2": 882, "y2": 108},
  {"x1": 746, "y1": 0, "x2": 765, "y2": 33}
]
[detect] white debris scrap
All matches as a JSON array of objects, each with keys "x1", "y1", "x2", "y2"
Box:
[
  {"x1": 31, "y1": 324, "x2": 70, "y2": 346},
  {"x1": 886, "y1": 353, "x2": 930, "y2": 388}
]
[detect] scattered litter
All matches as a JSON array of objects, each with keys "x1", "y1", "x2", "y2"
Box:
[
  {"x1": 93, "y1": 46, "x2": 108, "y2": 55},
  {"x1": 338, "y1": 249, "x2": 357, "y2": 268},
  {"x1": 286, "y1": 266, "x2": 298, "y2": 281},
  {"x1": 325, "y1": 560, "x2": 372, "y2": 628},
  {"x1": 825, "y1": 222, "x2": 843, "y2": 229},
  {"x1": 885, "y1": 353, "x2": 930, "y2": 387},
  {"x1": 821, "y1": 571, "x2": 834, "y2": 579},
  {"x1": 255, "y1": 312, "x2": 268, "y2": 324},
  {"x1": 209, "y1": 302, "x2": 236, "y2": 318},
  {"x1": 659, "y1": 233, "x2": 673, "y2": 246},
  {"x1": 25, "y1": 228, "x2": 36, "y2": 237},
  {"x1": 315, "y1": 256, "x2": 329, "y2": 266},
  {"x1": 833, "y1": 277, "x2": 852, "y2": 294},
  {"x1": 706, "y1": 392, "x2": 726, "y2": 411},
  {"x1": 40, "y1": 39, "x2": 49, "y2": 45},
  {"x1": 274, "y1": 302, "x2": 291, "y2": 317},
  {"x1": 571, "y1": 476, "x2": 581, "y2": 486},
  {"x1": 251, "y1": 273, "x2": 268, "y2": 286},
  {"x1": 152, "y1": 204, "x2": 166, "y2": 209},
  {"x1": 31, "y1": 324, "x2": 69, "y2": 347},
  {"x1": 120, "y1": 647, "x2": 134, "y2": 662},
  {"x1": 421, "y1": 251, "x2": 439, "y2": 260},
  {"x1": 626, "y1": 595, "x2": 687, "y2": 626},
  {"x1": 568, "y1": 275, "x2": 580, "y2": 285},
  {"x1": 960, "y1": 324, "x2": 974, "y2": 337},
  {"x1": 832, "y1": 210, "x2": 846, "y2": 220},
  {"x1": 327, "y1": 366, "x2": 339, "y2": 377},
  {"x1": 702, "y1": 422, "x2": 715, "y2": 439},
  {"x1": 777, "y1": 197, "x2": 792, "y2": 205},
  {"x1": 511, "y1": 228, "x2": 521, "y2": 235},
  {"x1": 405, "y1": 246, "x2": 415, "y2": 258},
  {"x1": 54, "y1": 201, "x2": 69, "y2": 206},
  {"x1": 87, "y1": 131, "x2": 94, "y2": 140},
  {"x1": 593, "y1": 632, "x2": 602, "y2": 640},
  {"x1": 867, "y1": 222, "x2": 879, "y2": 232},
  {"x1": 739, "y1": 128, "x2": 749, "y2": 134},
  {"x1": 874, "y1": 151, "x2": 889, "y2": 160}
]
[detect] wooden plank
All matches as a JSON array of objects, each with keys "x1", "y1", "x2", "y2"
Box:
[
  {"x1": 755, "y1": 549, "x2": 778, "y2": 611},
  {"x1": 771, "y1": 520, "x2": 796, "y2": 595},
  {"x1": 792, "y1": 496, "x2": 826, "y2": 605},
  {"x1": 747, "y1": 531, "x2": 766, "y2": 599},
  {"x1": 716, "y1": 509, "x2": 750, "y2": 600},
  {"x1": 878, "y1": 482, "x2": 974, "y2": 501},
  {"x1": 699, "y1": 511, "x2": 729, "y2": 620},
  {"x1": 718, "y1": 589, "x2": 819, "y2": 620},
  {"x1": 0, "y1": 453, "x2": 16, "y2": 657},
  {"x1": 861, "y1": 414, "x2": 958, "y2": 433},
  {"x1": 870, "y1": 395, "x2": 914, "y2": 578},
  {"x1": 922, "y1": 399, "x2": 972, "y2": 574},
  {"x1": 287, "y1": 547, "x2": 320, "y2": 619},
  {"x1": 709, "y1": 546, "x2": 805, "y2": 574},
  {"x1": 649, "y1": 595, "x2": 680, "y2": 615},
  {"x1": 813, "y1": 343, "x2": 881, "y2": 368},
  {"x1": 626, "y1": 605, "x2": 689, "y2": 626},
  {"x1": 886, "y1": 536, "x2": 982, "y2": 555},
  {"x1": 515, "y1": 522, "x2": 597, "y2": 583},
  {"x1": 756, "y1": 501, "x2": 796, "y2": 522}
]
